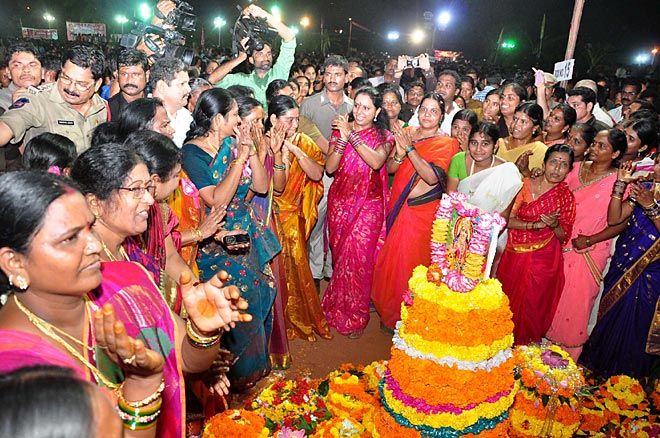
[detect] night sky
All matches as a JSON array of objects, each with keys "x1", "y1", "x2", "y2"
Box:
[{"x1": 2, "y1": 0, "x2": 658, "y2": 67}]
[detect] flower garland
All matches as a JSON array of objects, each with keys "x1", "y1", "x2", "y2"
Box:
[
  {"x1": 430, "y1": 192, "x2": 506, "y2": 292},
  {"x1": 510, "y1": 344, "x2": 585, "y2": 438},
  {"x1": 203, "y1": 409, "x2": 269, "y2": 438},
  {"x1": 386, "y1": 349, "x2": 516, "y2": 408},
  {"x1": 250, "y1": 376, "x2": 332, "y2": 435}
]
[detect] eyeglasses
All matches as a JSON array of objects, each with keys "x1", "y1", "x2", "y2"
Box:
[
  {"x1": 118, "y1": 184, "x2": 156, "y2": 199},
  {"x1": 59, "y1": 72, "x2": 95, "y2": 91}
]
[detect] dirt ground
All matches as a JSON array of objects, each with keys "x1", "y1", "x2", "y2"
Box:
[{"x1": 233, "y1": 279, "x2": 393, "y2": 405}]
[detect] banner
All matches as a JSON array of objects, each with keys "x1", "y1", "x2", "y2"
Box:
[
  {"x1": 66, "y1": 21, "x2": 106, "y2": 41},
  {"x1": 434, "y1": 50, "x2": 461, "y2": 61},
  {"x1": 21, "y1": 27, "x2": 58, "y2": 40}
]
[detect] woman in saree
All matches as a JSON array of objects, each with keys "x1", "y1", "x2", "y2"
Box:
[
  {"x1": 0, "y1": 171, "x2": 250, "y2": 438},
  {"x1": 580, "y1": 156, "x2": 660, "y2": 379},
  {"x1": 543, "y1": 103, "x2": 576, "y2": 147},
  {"x1": 235, "y1": 94, "x2": 292, "y2": 371},
  {"x1": 324, "y1": 87, "x2": 393, "y2": 339},
  {"x1": 546, "y1": 129, "x2": 628, "y2": 360},
  {"x1": 497, "y1": 144, "x2": 576, "y2": 345},
  {"x1": 447, "y1": 121, "x2": 522, "y2": 214},
  {"x1": 267, "y1": 95, "x2": 332, "y2": 342},
  {"x1": 371, "y1": 92, "x2": 459, "y2": 332},
  {"x1": 497, "y1": 82, "x2": 527, "y2": 138},
  {"x1": 566, "y1": 123, "x2": 597, "y2": 163},
  {"x1": 124, "y1": 131, "x2": 226, "y2": 314},
  {"x1": 496, "y1": 102, "x2": 548, "y2": 176},
  {"x1": 181, "y1": 88, "x2": 280, "y2": 391},
  {"x1": 450, "y1": 109, "x2": 478, "y2": 152}
]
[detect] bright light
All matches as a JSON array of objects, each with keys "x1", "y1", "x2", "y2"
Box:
[
  {"x1": 214, "y1": 17, "x2": 226, "y2": 28},
  {"x1": 387, "y1": 31, "x2": 400, "y2": 41},
  {"x1": 411, "y1": 29, "x2": 425, "y2": 44},
  {"x1": 501, "y1": 40, "x2": 516, "y2": 49},
  {"x1": 43, "y1": 13, "x2": 55, "y2": 22},
  {"x1": 437, "y1": 11, "x2": 451, "y2": 27},
  {"x1": 115, "y1": 15, "x2": 128, "y2": 24},
  {"x1": 271, "y1": 5, "x2": 281, "y2": 22},
  {"x1": 652, "y1": 48, "x2": 659, "y2": 55},
  {"x1": 291, "y1": 26, "x2": 299, "y2": 35},
  {"x1": 300, "y1": 16, "x2": 310, "y2": 28},
  {"x1": 139, "y1": 3, "x2": 151, "y2": 21},
  {"x1": 635, "y1": 54, "x2": 650, "y2": 64}
]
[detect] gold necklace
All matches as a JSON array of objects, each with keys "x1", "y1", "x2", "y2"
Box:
[
  {"x1": 203, "y1": 136, "x2": 220, "y2": 155},
  {"x1": 100, "y1": 239, "x2": 129, "y2": 262},
  {"x1": 13, "y1": 295, "x2": 120, "y2": 390}
]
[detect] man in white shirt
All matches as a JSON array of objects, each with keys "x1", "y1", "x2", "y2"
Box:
[
  {"x1": 608, "y1": 79, "x2": 641, "y2": 124},
  {"x1": 150, "y1": 57, "x2": 192, "y2": 147},
  {"x1": 435, "y1": 69, "x2": 461, "y2": 135}
]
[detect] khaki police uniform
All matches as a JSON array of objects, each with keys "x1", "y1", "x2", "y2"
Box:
[{"x1": 0, "y1": 84, "x2": 108, "y2": 153}]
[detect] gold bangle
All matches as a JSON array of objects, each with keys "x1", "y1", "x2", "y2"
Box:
[
  {"x1": 117, "y1": 379, "x2": 165, "y2": 409},
  {"x1": 232, "y1": 158, "x2": 247, "y2": 167},
  {"x1": 191, "y1": 227, "x2": 203, "y2": 242},
  {"x1": 586, "y1": 237, "x2": 591, "y2": 246},
  {"x1": 118, "y1": 395, "x2": 163, "y2": 416},
  {"x1": 611, "y1": 194, "x2": 623, "y2": 200},
  {"x1": 298, "y1": 154, "x2": 308, "y2": 161},
  {"x1": 186, "y1": 318, "x2": 220, "y2": 348}
]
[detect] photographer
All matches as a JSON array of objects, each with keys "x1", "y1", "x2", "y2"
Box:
[{"x1": 208, "y1": 4, "x2": 296, "y2": 108}]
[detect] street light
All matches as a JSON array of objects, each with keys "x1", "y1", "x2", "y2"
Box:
[
  {"x1": 652, "y1": 48, "x2": 658, "y2": 65},
  {"x1": 43, "y1": 13, "x2": 55, "y2": 24},
  {"x1": 139, "y1": 3, "x2": 151, "y2": 21},
  {"x1": 635, "y1": 54, "x2": 650, "y2": 65},
  {"x1": 214, "y1": 17, "x2": 226, "y2": 46},
  {"x1": 300, "y1": 16, "x2": 310, "y2": 28},
  {"x1": 387, "y1": 31, "x2": 400, "y2": 41},
  {"x1": 115, "y1": 15, "x2": 128, "y2": 34},
  {"x1": 411, "y1": 29, "x2": 425, "y2": 45},
  {"x1": 437, "y1": 11, "x2": 451, "y2": 27}
]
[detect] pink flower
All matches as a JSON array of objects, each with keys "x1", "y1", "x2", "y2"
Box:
[
  {"x1": 403, "y1": 290, "x2": 414, "y2": 306},
  {"x1": 541, "y1": 350, "x2": 569, "y2": 368},
  {"x1": 276, "y1": 427, "x2": 306, "y2": 438}
]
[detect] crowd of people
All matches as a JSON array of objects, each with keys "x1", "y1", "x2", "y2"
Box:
[{"x1": 0, "y1": 1, "x2": 660, "y2": 436}]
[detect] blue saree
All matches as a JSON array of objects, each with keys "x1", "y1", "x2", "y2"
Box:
[
  {"x1": 182, "y1": 137, "x2": 281, "y2": 391},
  {"x1": 580, "y1": 184, "x2": 660, "y2": 379}
]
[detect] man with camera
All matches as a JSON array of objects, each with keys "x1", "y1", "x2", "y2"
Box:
[{"x1": 208, "y1": 4, "x2": 296, "y2": 108}]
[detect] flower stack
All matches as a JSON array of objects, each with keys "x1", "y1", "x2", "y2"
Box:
[
  {"x1": 509, "y1": 344, "x2": 585, "y2": 438},
  {"x1": 576, "y1": 375, "x2": 658, "y2": 437},
  {"x1": 249, "y1": 376, "x2": 332, "y2": 436},
  {"x1": 379, "y1": 193, "x2": 515, "y2": 437}
]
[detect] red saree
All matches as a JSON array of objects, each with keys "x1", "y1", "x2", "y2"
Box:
[
  {"x1": 371, "y1": 134, "x2": 458, "y2": 329},
  {"x1": 497, "y1": 179, "x2": 576, "y2": 345}
]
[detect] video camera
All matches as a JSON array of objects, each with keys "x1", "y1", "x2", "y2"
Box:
[
  {"x1": 120, "y1": 22, "x2": 194, "y2": 66},
  {"x1": 231, "y1": 7, "x2": 272, "y2": 56},
  {"x1": 161, "y1": 0, "x2": 196, "y2": 32}
]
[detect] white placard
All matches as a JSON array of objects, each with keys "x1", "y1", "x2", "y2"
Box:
[{"x1": 554, "y1": 59, "x2": 575, "y2": 82}]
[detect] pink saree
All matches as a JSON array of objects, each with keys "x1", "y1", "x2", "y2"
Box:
[
  {"x1": 546, "y1": 164, "x2": 618, "y2": 360},
  {"x1": 322, "y1": 126, "x2": 392, "y2": 335},
  {"x1": 0, "y1": 261, "x2": 186, "y2": 438}
]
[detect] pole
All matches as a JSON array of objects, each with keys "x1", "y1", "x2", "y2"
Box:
[
  {"x1": 561, "y1": 0, "x2": 585, "y2": 88},
  {"x1": 537, "y1": 13, "x2": 546, "y2": 61},
  {"x1": 492, "y1": 27, "x2": 504, "y2": 64},
  {"x1": 347, "y1": 19, "x2": 353, "y2": 53}
]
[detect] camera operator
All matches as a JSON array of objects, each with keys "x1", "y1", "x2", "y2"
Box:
[{"x1": 208, "y1": 4, "x2": 296, "y2": 108}]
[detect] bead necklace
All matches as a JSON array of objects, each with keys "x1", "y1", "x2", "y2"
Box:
[{"x1": 13, "y1": 295, "x2": 120, "y2": 390}]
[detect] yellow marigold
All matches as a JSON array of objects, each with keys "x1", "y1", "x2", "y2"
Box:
[
  {"x1": 381, "y1": 384, "x2": 515, "y2": 430},
  {"x1": 203, "y1": 410, "x2": 269, "y2": 438},
  {"x1": 408, "y1": 266, "x2": 507, "y2": 312}
]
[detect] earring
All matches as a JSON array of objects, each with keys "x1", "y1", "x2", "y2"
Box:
[
  {"x1": 374, "y1": 116, "x2": 378, "y2": 122},
  {"x1": 8, "y1": 274, "x2": 28, "y2": 291}
]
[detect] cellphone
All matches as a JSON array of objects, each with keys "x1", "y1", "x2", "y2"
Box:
[
  {"x1": 406, "y1": 57, "x2": 420, "y2": 68},
  {"x1": 223, "y1": 233, "x2": 250, "y2": 246}
]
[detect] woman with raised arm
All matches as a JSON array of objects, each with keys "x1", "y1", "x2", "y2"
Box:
[{"x1": 0, "y1": 171, "x2": 249, "y2": 438}]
